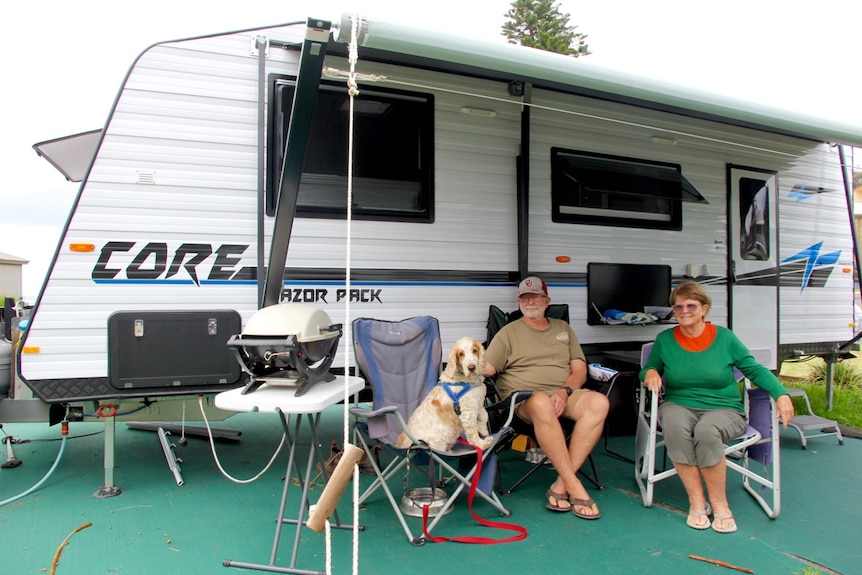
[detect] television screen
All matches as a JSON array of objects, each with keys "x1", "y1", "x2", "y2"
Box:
[{"x1": 587, "y1": 263, "x2": 672, "y2": 326}]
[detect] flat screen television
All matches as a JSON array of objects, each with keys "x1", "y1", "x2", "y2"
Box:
[{"x1": 587, "y1": 263, "x2": 672, "y2": 326}]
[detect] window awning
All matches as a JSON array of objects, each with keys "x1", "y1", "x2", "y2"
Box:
[
  {"x1": 32, "y1": 129, "x2": 102, "y2": 182},
  {"x1": 556, "y1": 151, "x2": 708, "y2": 204}
]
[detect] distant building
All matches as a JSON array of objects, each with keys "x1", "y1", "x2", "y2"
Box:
[{"x1": 0, "y1": 251, "x2": 28, "y2": 301}]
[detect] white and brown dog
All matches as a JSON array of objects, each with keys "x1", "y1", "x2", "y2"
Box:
[{"x1": 396, "y1": 337, "x2": 493, "y2": 452}]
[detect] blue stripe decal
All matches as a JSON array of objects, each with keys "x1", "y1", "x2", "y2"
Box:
[{"x1": 92, "y1": 279, "x2": 589, "y2": 288}]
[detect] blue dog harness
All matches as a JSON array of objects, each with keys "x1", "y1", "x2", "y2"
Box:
[{"x1": 437, "y1": 382, "x2": 473, "y2": 415}]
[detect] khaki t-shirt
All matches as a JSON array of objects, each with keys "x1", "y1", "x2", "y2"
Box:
[{"x1": 485, "y1": 317, "x2": 585, "y2": 397}]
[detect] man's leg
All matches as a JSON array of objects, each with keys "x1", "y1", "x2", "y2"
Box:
[
  {"x1": 560, "y1": 391, "x2": 608, "y2": 516},
  {"x1": 519, "y1": 393, "x2": 574, "y2": 510}
]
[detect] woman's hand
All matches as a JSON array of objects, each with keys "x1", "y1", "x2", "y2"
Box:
[
  {"x1": 643, "y1": 369, "x2": 663, "y2": 394},
  {"x1": 775, "y1": 394, "x2": 795, "y2": 428}
]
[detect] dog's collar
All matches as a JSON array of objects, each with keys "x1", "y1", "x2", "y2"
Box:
[
  {"x1": 437, "y1": 381, "x2": 472, "y2": 388},
  {"x1": 436, "y1": 382, "x2": 474, "y2": 415}
]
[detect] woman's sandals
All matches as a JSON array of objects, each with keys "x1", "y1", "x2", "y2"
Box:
[
  {"x1": 686, "y1": 504, "x2": 712, "y2": 530},
  {"x1": 711, "y1": 512, "x2": 737, "y2": 533}
]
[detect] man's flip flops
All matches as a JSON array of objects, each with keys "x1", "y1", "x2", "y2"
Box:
[
  {"x1": 569, "y1": 497, "x2": 601, "y2": 520},
  {"x1": 545, "y1": 488, "x2": 571, "y2": 512}
]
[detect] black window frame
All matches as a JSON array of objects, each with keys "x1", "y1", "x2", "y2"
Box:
[
  {"x1": 551, "y1": 148, "x2": 706, "y2": 231},
  {"x1": 266, "y1": 75, "x2": 435, "y2": 223}
]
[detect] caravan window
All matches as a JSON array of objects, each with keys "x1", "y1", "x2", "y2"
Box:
[
  {"x1": 737, "y1": 176, "x2": 770, "y2": 260},
  {"x1": 267, "y1": 77, "x2": 434, "y2": 222},
  {"x1": 550, "y1": 148, "x2": 706, "y2": 230}
]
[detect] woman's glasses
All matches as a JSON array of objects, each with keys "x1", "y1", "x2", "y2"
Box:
[{"x1": 672, "y1": 303, "x2": 701, "y2": 313}]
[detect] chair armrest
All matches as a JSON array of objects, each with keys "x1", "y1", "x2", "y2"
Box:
[
  {"x1": 585, "y1": 371, "x2": 623, "y2": 396},
  {"x1": 349, "y1": 405, "x2": 398, "y2": 419},
  {"x1": 486, "y1": 390, "x2": 533, "y2": 429}
]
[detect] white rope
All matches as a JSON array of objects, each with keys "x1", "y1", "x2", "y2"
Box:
[
  {"x1": 323, "y1": 66, "x2": 387, "y2": 84},
  {"x1": 198, "y1": 396, "x2": 286, "y2": 484},
  {"x1": 325, "y1": 520, "x2": 332, "y2": 574},
  {"x1": 320, "y1": 13, "x2": 364, "y2": 575},
  {"x1": 320, "y1": 65, "x2": 800, "y2": 159},
  {"x1": 347, "y1": 15, "x2": 362, "y2": 575}
]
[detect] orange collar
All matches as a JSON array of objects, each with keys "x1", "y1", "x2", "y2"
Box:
[{"x1": 674, "y1": 322, "x2": 716, "y2": 352}]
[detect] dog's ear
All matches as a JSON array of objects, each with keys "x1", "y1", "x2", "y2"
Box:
[
  {"x1": 471, "y1": 339, "x2": 482, "y2": 357},
  {"x1": 446, "y1": 345, "x2": 459, "y2": 367}
]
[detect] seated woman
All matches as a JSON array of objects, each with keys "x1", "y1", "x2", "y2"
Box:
[{"x1": 640, "y1": 280, "x2": 794, "y2": 533}]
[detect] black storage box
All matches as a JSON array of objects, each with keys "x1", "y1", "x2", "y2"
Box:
[{"x1": 108, "y1": 310, "x2": 242, "y2": 389}]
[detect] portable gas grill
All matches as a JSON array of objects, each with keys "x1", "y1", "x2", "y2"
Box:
[{"x1": 227, "y1": 303, "x2": 342, "y2": 396}]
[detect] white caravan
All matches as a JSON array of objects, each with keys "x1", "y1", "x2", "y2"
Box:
[{"x1": 14, "y1": 15, "x2": 862, "y2": 412}]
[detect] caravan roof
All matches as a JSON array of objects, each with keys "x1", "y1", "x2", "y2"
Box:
[{"x1": 340, "y1": 15, "x2": 862, "y2": 148}]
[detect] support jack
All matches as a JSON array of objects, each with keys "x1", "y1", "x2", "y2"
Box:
[{"x1": 2, "y1": 435, "x2": 22, "y2": 468}]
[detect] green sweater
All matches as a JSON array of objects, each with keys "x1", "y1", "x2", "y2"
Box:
[{"x1": 638, "y1": 325, "x2": 789, "y2": 412}]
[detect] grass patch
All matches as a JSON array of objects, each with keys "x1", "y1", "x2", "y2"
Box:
[{"x1": 779, "y1": 354, "x2": 862, "y2": 429}]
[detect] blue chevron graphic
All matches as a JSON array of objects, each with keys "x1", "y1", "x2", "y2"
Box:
[
  {"x1": 781, "y1": 241, "x2": 841, "y2": 293},
  {"x1": 788, "y1": 184, "x2": 832, "y2": 202}
]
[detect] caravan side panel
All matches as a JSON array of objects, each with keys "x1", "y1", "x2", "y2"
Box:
[
  {"x1": 524, "y1": 87, "x2": 853, "y2": 354},
  {"x1": 22, "y1": 28, "x2": 303, "y2": 400}
]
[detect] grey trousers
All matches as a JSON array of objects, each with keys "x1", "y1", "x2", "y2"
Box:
[{"x1": 658, "y1": 402, "x2": 747, "y2": 468}]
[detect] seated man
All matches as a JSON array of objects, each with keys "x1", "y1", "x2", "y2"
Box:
[{"x1": 483, "y1": 277, "x2": 608, "y2": 519}]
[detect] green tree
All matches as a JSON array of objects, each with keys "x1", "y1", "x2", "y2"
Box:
[{"x1": 502, "y1": 0, "x2": 590, "y2": 57}]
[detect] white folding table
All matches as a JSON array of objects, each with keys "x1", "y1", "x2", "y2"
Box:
[{"x1": 215, "y1": 375, "x2": 365, "y2": 574}]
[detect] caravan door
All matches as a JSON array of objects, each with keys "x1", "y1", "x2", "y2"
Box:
[{"x1": 727, "y1": 166, "x2": 779, "y2": 369}]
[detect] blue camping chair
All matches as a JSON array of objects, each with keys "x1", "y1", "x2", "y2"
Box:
[{"x1": 350, "y1": 316, "x2": 519, "y2": 545}]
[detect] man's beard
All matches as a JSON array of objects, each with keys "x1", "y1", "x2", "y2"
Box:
[{"x1": 521, "y1": 306, "x2": 545, "y2": 320}]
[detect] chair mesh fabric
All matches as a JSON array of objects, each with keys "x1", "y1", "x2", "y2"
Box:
[
  {"x1": 485, "y1": 304, "x2": 570, "y2": 345},
  {"x1": 352, "y1": 316, "x2": 442, "y2": 446},
  {"x1": 746, "y1": 387, "x2": 773, "y2": 465}
]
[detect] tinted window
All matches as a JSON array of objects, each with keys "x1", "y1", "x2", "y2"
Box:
[
  {"x1": 551, "y1": 148, "x2": 705, "y2": 230},
  {"x1": 267, "y1": 78, "x2": 434, "y2": 222},
  {"x1": 738, "y1": 176, "x2": 769, "y2": 260}
]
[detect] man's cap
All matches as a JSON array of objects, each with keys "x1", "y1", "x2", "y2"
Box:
[{"x1": 518, "y1": 276, "x2": 548, "y2": 296}]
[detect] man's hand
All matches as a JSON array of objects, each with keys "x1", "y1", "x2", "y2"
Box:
[
  {"x1": 483, "y1": 362, "x2": 497, "y2": 377},
  {"x1": 552, "y1": 388, "x2": 568, "y2": 417}
]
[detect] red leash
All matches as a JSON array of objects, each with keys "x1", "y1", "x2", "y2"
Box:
[{"x1": 421, "y1": 440, "x2": 527, "y2": 544}]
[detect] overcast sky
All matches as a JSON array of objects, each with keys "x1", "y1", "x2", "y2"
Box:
[{"x1": 2, "y1": 0, "x2": 860, "y2": 299}]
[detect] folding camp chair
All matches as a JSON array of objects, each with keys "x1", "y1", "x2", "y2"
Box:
[
  {"x1": 784, "y1": 386, "x2": 844, "y2": 449},
  {"x1": 634, "y1": 342, "x2": 781, "y2": 518},
  {"x1": 485, "y1": 379, "x2": 605, "y2": 493},
  {"x1": 350, "y1": 316, "x2": 518, "y2": 545},
  {"x1": 484, "y1": 304, "x2": 613, "y2": 493}
]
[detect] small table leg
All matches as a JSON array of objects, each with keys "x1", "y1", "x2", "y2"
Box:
[{"x1": 223, "y1": 410, "x2": 354, "y2": 574}]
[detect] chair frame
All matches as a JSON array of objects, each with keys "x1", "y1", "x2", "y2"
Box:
[
  {"x1": 352, "y1": 393, "x2": 521, "y2": 545},
  {"x1": 784, "y1": 386, "x2": 844, "y2": 449},
  {"x1": 634, "y1": 343, "x2": 781, "y2": 518},
  {"x1": 484, "y1": 303, "x2": 615, "y2": 493},
  {"x1": 350, "y1": 316, "x2": 518, "y2": 546},
  {"x1": 487, "y1": 382, "x2": 605, "y2": 495}
]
